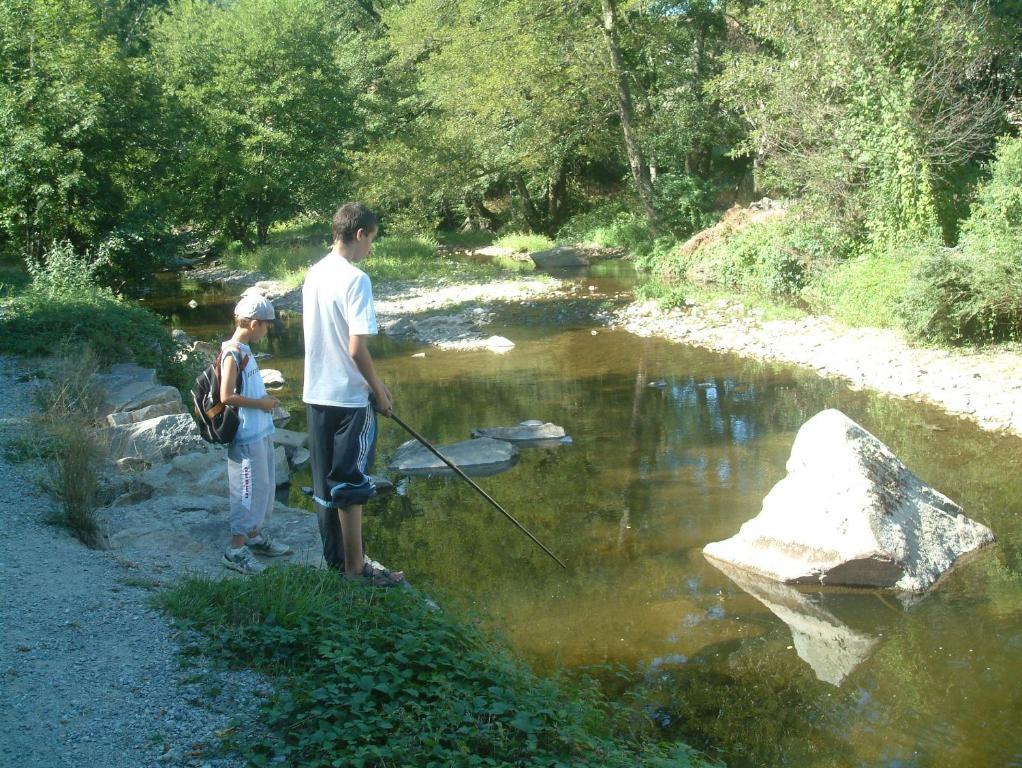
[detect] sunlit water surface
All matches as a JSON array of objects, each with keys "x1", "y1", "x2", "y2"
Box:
[{"x1": 145, "y1": 266, "x2": 1022, "y2": 767}]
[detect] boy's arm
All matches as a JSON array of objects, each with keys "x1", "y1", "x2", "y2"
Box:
[
  {"x1": 349, "y1": 334, "x2": 392, "y2": 416},
  {"x1": 220, "y1": 354, "x2": 280, "y2": 412}
]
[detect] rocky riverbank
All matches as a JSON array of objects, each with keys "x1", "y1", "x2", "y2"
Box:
[{"x1": 611, "y1": 298, "x2": 1022, "y2": 439}]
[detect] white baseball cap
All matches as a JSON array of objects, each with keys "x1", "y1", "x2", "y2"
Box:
[{"x1": 234, "y1": 293, "x2": 276, "y2": 321}]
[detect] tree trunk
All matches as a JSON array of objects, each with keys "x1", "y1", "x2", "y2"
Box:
[
  {"x1": 600, "y1": 0, "x2": 658, "y2": 235},
  {"x1": 513, "y1": 175, "x2": 546, "y2": 234},
  {"x1": 545, "y1": 161, "x2": 568, "y2": 236},
  {"x1": 463, "y1": 193, "x2": 500, "y2": 231}
]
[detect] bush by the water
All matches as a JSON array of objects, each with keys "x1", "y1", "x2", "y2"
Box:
[
  {"x1": 158, "y1": 566, "x2": 711, "y2": 768},
  {"x1": 0, "y1": 242, "x2": 172, "y2": 368}
]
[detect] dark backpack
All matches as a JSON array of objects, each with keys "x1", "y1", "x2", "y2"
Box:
[{"x1": 190, "y1": 347, "x2": 250, "y2": 444}]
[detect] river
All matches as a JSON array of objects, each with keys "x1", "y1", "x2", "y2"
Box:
[{"x1": 144, "y1": 262, "x2": 1022, "y2": 767}]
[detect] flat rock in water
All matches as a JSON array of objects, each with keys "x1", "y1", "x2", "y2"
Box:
[
  {"x1": 704, "y1": 409, "x2": 994, "y2": 592},
  {"x1": 389, "y1": 437, "x2": 518, "y2": 476},
  {"x1": 471, "y1": 421, "x2": 566, "y2": 443},
  {"x1": 529, "y1": 246, "x2": 588, "y2": 268}
]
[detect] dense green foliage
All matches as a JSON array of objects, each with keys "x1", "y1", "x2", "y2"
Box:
[
  {"x1": 157, "y1": 565, "x2": 711, "y2": 767},
  {"x1": 0, "y1": 241, "x2": 174, "y2": 367},
  {"x1": 0, "y1": 0, "x2": 1018, "y2": 339}
]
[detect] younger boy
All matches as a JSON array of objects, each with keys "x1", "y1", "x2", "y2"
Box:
[
  {"x1": 221, "y1": 294, "x2": 292, "y2": 574},
  {"x1": 302, "y1": 202, "x2": 403, "y2": 586}
]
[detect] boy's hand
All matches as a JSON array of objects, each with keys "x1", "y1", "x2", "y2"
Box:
[
  {"x1": 373, "y1": 387, "x2": 393, "y2": 417},
  {"x1": 261, "y1": 396, "x2": 281, "y2": 412}
]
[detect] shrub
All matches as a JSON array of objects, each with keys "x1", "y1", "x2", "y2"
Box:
[
  {"x1": 636, "y1": 279, "x2": 688, "y2": 310},
  {"x1": 33, "y1": 349, "x2": 106, "y2": 546},
  {"x1": 0, "y1": 242, "x2": 173, "y2": 369},
  {"x1": 684, "y1": 218, "x2": 808, "y2": 297},
  {"x1": 157, "y1": 566, "x2": 712, "y2": 768},
  {"x1": 808, "y1": 242, "x2": 929, "y2": 329},
  {"x1": 653, "y1": 173, "x2": 714, "y2": 238},
  {"x1": 898, "y1": 136, "x2": 1022, "y2": 344}
]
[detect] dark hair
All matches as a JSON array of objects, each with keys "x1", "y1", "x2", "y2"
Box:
[{"x1": 332, "y1": 202, "x2": 379, "y2": 244}]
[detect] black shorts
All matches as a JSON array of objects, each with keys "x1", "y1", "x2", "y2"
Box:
[{"x1": 306, "y1": 403, "x2": 377, "y2": 509}]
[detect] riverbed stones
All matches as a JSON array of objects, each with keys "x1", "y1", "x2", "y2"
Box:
[
  {"x1": 703, "y1": 409, "x2": 995, "y2": 592},
  {"x1": 529, "y1": 246, "x2": 589, "y2": 268},
  {"x1": 471, "y1": 421, "x2": 566, "y2": 442},
  {"x1": 106, "y1": 413, "x2": 209, "y2": 463},
  {"x1": 389, "y1": 436, "x2": 518, "y2": 476},
  {"x1": 105, "y1": 399, "x2": 186, "y2": 427}
]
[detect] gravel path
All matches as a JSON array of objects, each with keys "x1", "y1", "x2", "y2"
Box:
[{"x1": 0, "y1": 356, "x2": 264, "y2": 768}]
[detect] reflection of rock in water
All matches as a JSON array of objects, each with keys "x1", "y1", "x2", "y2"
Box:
[{"x1": 706, "y1": 556, "x2": 880, "y2": 686}]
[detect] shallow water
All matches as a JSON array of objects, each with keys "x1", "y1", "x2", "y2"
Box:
[{"x1": 147, "y1": 266, "x2": 1022, "y2": 767}]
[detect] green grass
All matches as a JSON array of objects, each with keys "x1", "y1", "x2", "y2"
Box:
[
  {"x1": 494, "y1": 231, "x2": 555, "y2": 253},
  {"x1": 225, "y1": 223, "x2": 534, "y2": 286},
  {"x1": 156, "y1": 566, "x2": 713, "y2": 768}
]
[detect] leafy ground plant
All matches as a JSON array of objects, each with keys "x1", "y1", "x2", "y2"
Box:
[{"x1": 157, "y1": 566, "x2": 712, "y2": 768}]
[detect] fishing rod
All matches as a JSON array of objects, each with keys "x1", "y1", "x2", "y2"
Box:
[{"x1": 388, "y1": 412, "x2": 567, "y2": 570}]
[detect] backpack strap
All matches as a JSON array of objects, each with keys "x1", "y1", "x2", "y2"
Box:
[{"x1": 218, "y1": 344, "x2": 251, "y2": 395}]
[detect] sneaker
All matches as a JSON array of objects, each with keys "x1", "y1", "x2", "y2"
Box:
[
  {"x1": 223, "y1": 546, "x2": 266, "y2": 574},
  {"x1": 246, "y1": 533, "x2": 292, "y2": 557}
]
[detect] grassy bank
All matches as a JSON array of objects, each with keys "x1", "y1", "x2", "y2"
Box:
[
  {"x1": 224, "y1": 222, "x2": 535, "y2": 287},
  {"x1": 157, "y1": 566, "x2": 713, "y2": 768}
]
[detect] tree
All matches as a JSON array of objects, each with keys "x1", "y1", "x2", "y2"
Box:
[
  {"x1": 355, "y1": 0, "x2": 621, "y2": 235},
  {"x1": 150, "y1": 0, "x2": 362, "y2": 246},
  {"x1": 711, "y1": 0, "x2": 1007, "y2": 242},
  {"x1": 0, "y1": 0, "x2": 162, "y2": 265}
]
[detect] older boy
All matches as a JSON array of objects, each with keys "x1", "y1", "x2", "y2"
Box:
[
  {"x1": 221, "y1": 294, "x2": 292, "y2": 574},
  {"x1": 302, "y1": 202, "x2": 403, "y2": 586}
]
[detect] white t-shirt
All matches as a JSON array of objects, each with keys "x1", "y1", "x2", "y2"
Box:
[{"x1": 302, "y1": 251, "x2": 378, "y2": 407}]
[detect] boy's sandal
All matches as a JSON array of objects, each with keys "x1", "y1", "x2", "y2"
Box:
[{"x1": 347, "y1": 559, "x2": 404, "y2": 587}]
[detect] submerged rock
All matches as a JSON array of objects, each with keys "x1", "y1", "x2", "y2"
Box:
[
  {"x1": 389, "y1": 436, "x2": 518, "y2": 476},
  {"x1": 703, "y1": 409, "x2": 994, "y2": 592},
  {"x1": 471, "y1": 421, "x2": 566, "y2": 443}
]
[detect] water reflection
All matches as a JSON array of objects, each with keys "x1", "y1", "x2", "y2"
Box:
[{"x1": 705, "y1": 557, "x2": 886, "y2": 686}]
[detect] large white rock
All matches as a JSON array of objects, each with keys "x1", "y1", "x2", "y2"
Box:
[
  {"x1": 106, "y1": 399, "x2": 186, "y2": 427},
  {"x1": 703, "y1": 409, "x2": 994, "y2": 592}
]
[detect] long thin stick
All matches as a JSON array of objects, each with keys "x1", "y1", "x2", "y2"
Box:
[{"x1": 389, "y1": 412, "x2": 567, "y2": 570}]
